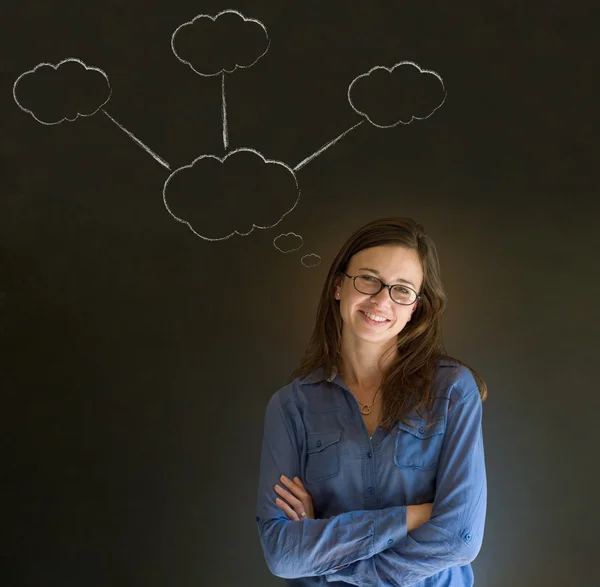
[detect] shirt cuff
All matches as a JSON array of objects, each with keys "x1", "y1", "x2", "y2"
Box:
[
  {"x1": 324, "y1": 507, "x2": 407, "y2": 583},
  {"x1": 373, "y1": 505, "x2": 407, "y2": 551}
]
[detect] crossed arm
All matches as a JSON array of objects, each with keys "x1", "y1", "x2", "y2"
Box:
[{"x1": 274, "y1": 474, "x2": 433, "y2": 532}]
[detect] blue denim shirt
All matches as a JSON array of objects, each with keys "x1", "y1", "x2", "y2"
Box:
[{"x1": 256, "y1": 360, "x2": 487, "y2": 587}]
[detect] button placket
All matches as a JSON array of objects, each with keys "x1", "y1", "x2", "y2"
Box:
[{"x1": 363, "y1": 437, "x2": 377, "y2": 508}]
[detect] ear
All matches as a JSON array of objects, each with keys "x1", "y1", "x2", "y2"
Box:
[{"x1": 333, "y1": 275, "x2": 343, "y2": 298}]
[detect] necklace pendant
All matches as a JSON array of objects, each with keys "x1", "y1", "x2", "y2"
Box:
[{"x1": 361, "y1": 404, "x2": 372, "y2": 415}]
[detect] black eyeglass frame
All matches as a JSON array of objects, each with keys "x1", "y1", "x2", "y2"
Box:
[{"x1": 343, "y1": 272, "x2": 421, "y2": 306}]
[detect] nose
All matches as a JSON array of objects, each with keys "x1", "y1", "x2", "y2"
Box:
[{"x1": 371, "y1": 287, "x2": 392, "y2": 305}]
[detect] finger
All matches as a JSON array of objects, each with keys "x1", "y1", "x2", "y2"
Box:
[
  {"x1": 275, "y1": 497, "x2": 299, "y2": 521},
  {"x1": 293, "y1": 476, "x2": 306, "y2": 488},
  {"x1": 276, "y1": 478, "x2": 305, "y2": 501},
  {"x1": 275, "y1": 484, "x2": 309, "y2": 519},
  {"x1": 274, "y1": 484, "x2": 303, "y2": 509},
  {"x1": 280, "y1": 476, "x2": 307, "y2": 498}
]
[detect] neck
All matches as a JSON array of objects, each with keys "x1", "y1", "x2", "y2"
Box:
[{"x1": 339, "y1": 333, "x2": 397, "y2": 391}]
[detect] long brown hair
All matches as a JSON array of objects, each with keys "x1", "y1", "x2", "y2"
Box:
[{"x1": 289, "y1": 217, "x2": 487, "y2": 434}]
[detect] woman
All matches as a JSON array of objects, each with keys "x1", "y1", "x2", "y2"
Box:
[{"x1": 256, "y1": 217, "x2": 488, "y2": 586}]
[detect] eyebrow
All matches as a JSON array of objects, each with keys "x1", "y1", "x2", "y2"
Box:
[{"x1": 356, "y1": 267, "x2": 417, "y2": 289}]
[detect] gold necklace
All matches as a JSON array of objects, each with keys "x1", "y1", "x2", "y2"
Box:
[{"x1": 348, "y1": 388, "x2": 381, "y2": 415}]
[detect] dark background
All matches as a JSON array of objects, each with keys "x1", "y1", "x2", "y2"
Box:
[{"x1": 2, "y1": 1, "x2": 599, "y2": 586}]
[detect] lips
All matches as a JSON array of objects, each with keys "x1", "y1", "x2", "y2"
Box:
[{"x1": 360, "y1": 310, "x2": 391, "y2": 322}]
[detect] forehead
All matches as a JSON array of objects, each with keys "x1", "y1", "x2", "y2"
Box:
[{"x1": 348, "y1": 245, "x2": 423, "y2": 281}]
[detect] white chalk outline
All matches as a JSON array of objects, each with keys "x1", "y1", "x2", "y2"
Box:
[
  {"x1": 222, "y1": 72, "x2": 229, "y2": 150},
  {"x1": 172, "y1": 10, "x2": 270, "y2": 152},
  {"x1": 301, "y1": 254, "x2": 322, "y2": 268},
  {"x1": 293, "y1": 61, "x2": 446, "y2": 171},
  {"x1": 273, "y1": 232, "x2": 304, "y2": 253},
  {"x1": 13, "y1": 37, "x2": 446, "y2": 264},
  {"x1": 171, "y1": 9, "x2": 270, "y2": 77},
  {"x1": 13, "y1": 58, "x2": 112, "y2": 125},
  {"x1": 102, "y1": 110, "x2": 171, "y2": 170},
  {"x1": 348, "y1": 60, "x2": 447, "y2": 128},
  {"x1": 293, "y1": 120, "x2": 364, "y2": 171},
  {"x1": 162, "y1": 147, "x2": 300, "y2": 241}
]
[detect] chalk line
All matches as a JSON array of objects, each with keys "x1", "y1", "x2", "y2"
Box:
[
  {"x1": 222, "y1": 72, "x2": 229, "y2": 150},
  {"x1": 293, "y1": 120, "x2": 363, "y2": 172},
  {"x1": 102, "y1": 109, "x2": 171, "y2": 170}
]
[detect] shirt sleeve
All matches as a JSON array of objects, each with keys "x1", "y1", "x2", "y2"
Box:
[
  {"x1": 256, "y1": 390, "x2": 409, "y2": 579},
  {"x1": 325, "y1": 381, "x2": 487, "y2": 587}
]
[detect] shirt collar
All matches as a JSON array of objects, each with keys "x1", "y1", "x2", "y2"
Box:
[
  {"x1": 301, "y1": 366, "x2": 338, "y2": 385},
  {"x1": 300, "y1": 359, "x2": 457, "y2": 385}
]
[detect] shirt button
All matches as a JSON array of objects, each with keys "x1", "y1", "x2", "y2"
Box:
[
  {"x1": 367, "y1": 486, "x2": 374, "y2": 494},
  {"x1": 418, "y1": 427, "x2": 425, "y2": 434},
  {"x1": 367, "y1": 452, "x2": 373, "y2": 458},
  {"x1": 465, "y1": 533, "x2": 472, "y2": 542},
  {"x1": 387, "y1": 539, "x2": 393, "y2": 545},
  {"x1": 316, "y1": 440, "x2": 321, "y2": 447}
]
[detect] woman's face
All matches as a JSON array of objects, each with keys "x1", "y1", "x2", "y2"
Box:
[{"x1": 334, "y1": 245, "x2": 423, "y2": 347}]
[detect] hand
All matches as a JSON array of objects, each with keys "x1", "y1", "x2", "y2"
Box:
[
  {"x1": 274, "y1": 475, "x2": 315, "y2": 521},
  {"x1": 406, "y1": 503, "x2": 433, "y2": 531}
]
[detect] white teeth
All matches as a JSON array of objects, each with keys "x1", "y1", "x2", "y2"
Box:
[{"x1": 363, "y1": 311, "x2": 388, "y2": 322}]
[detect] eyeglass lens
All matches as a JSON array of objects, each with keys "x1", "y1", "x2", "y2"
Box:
[{"x1": 354, "y1": 275, "x2": 416, "y2": 304}]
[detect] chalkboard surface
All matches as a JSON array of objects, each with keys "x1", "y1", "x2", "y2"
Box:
[{"x1": 2, "y1": 2, "x2": 599, "y2": 586}]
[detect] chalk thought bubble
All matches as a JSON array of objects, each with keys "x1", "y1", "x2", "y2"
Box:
[
  {"x1": 13, "y1": 58, "x2": 111, "y2": 125},
  {"x1": 348, "y1": 61, "x2": 446, "y2": 128},
  {"x1": 163, "y1": 148, "x2": 300, "y2": 241},
  {"x1": 273, "y1": 232, "x2": 304, "y2": 253},
  {"x1": 172, "y1": 9, "x2": 269, "y2": 76},
  {"x1": 301, "y1": 254, "x2": 322, "y2": 268}
]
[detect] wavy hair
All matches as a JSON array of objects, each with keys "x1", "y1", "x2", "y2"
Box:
[{"x1": 289, "y1": 217, "x2": 487, "y2": 433}]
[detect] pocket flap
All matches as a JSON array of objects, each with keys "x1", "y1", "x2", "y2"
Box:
[
  {"x1": 307, "y1": 430, "x2": 342, "y2": 454},
  {"x1": 398, "y1": 418, "x2": 445, "y2": 439}
]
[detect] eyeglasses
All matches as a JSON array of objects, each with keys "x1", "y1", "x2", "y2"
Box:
[{"x1": 343, "y1": 273, "x2": 420, "y2": 305}]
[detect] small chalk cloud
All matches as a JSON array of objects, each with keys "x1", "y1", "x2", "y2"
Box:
[
  {"x1": 163, "y1": 148, "x2": 299, "y2": 241},
  {"x1": 301, "y1": 254, "x2": 322, "y2": 268},
  {"x1": 172, "y1": 9, "x2": 269, "y2": 77},
  {"x1": 348, "y1": 61, "x2": 446, "y2": 128},
  {"x1": 273, "y1": 232, "x2": 303, "y2": 253},
  {"x1": 13, "y1": 58, "x2": 111, "y2": 125}
]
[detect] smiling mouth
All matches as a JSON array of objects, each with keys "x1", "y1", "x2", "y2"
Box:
[{"x1": 360, "y1": 310, "x2": 391, "y2": 324}]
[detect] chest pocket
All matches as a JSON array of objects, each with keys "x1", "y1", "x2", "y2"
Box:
[
  {"x1": 394, "y1": 418, "x2": 445, "y2": 470},
  {"x1": 305, "y1": 430, "x2": 342, "y2": 483}
]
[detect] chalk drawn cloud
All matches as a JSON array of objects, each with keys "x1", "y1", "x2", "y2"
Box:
[
  {"x1": 273, "y1": 232, "x2": 304, "y2": 253},
  {"x1": 13, "y1": 58, "x2": 111, "y2": 125},
  {"x1": 172, "y1": 9, "x2": 270, "y2": 77},
  {"x1": 301, "y1": 254, "x2": 322, "y2": 268},
  {"x1": 348, "y1": 61, "x2": 446, "y2": 128},
  {"x1": 163, "y1": 148, "x2": 299, "y2": 241}
]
